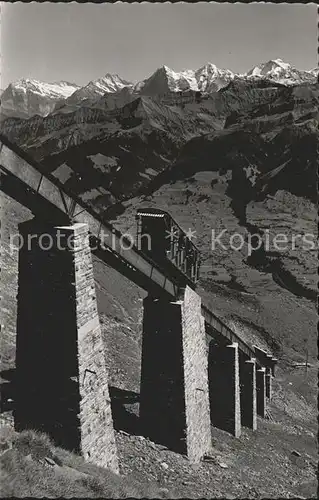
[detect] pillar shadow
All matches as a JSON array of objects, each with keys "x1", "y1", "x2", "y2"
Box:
[
  {"x1": 109, "y1": 386, "x2": 186, "y2": 454},
  {"x1": 109, "y1": 386, "x2": 140, "y2": 436},
  {"x1": 1, "y1": 374, "x2": 183, "y2": 454},
  {"x1": 1, "y1": 368, "x2": 81, "y2": 452},
  {"x1": 208, "y1": 342, "x2": 237, "y2": 435},
  {"x1": 1, "y1": 373, "x2": 142, "y2": 442},
  {"x1": 109, "y1": 386, "x2": 184, "y2": 453}
]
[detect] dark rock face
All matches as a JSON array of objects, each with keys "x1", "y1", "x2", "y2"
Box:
[{"x1": 2, "y1": 81, "x2": 317, "y2": 214}]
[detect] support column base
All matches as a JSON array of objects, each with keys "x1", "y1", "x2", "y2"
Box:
[
  {"x1": 256, "y1": 368, "x2": 266, "y2": 418},
  {"x1": 209, "y1": 342, "x2": 241, "y2": 438},
  {"x1": 240, "y1": 358, "x2": 257, "y2": 431},
  {"x1": 15, "y1": 220, "x2": 118, "y2": 472},
  {"x1": 140, "y1": 286, "x2": 212, "y2": 462}
]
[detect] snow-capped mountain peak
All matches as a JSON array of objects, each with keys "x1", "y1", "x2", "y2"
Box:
[
  {"x1": 269, "y1": 58, "x2": 291, "y2": 69},
  {"x1": 197, "y1": 62, "x2": 220, "y2": 75},
  {"x1": 246, "y1": 59, "x2": 315, "y2": 85},
  {"x1": 63, "y1": 73, "x2": 134, "y2": 105},
  {"x1": 161, "y1": 65, "x2": 172, "y2": 73},
  {"x1": 139, "y1": 62, "x2": 235, "y2": 95},
  {"x1": 90, "y1": 73, "x2": 133, "y2": 93},
  {"x1": 2, "y1": 59, "x2": 317, "y2": 120},
  {"x1": 9, "y1": 78, "x2": 80, "y2": 99},
  {"x1": 247, "y1": 59, "x2": 290, "y2": 77},
  {"x1": 0, "y1": 78, "x2": 81, "y2": 119},
  {"x1": 138, "y1": 65, "x2": 196, "y2": 95},
  {"x1": 195, "y1": 63, "x2": 235, "y2": 91}
]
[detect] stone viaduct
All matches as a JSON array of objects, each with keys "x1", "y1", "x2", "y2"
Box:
[{"x1": 0, "y1": 134, "x2": 277, "y2": 473}]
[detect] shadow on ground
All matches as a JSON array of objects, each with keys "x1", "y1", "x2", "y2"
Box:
[{"x1": 109, "y1": 386, "x2": 140, "y2": 436}]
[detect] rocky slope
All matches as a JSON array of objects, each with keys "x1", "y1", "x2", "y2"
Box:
[{"x1": 2, "y1": 80, "x2": 317, "y2": 220}]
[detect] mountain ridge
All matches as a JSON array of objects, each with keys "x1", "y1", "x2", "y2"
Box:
[{"x1": 2, "y1": 59, "x2": 316, "y2": 119}]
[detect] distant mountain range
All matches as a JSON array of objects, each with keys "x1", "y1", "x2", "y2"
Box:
[{"x1": 1, "y1": 59, "x2": 317, "y2": 119}]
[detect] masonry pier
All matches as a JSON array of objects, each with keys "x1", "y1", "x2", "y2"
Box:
[
  {"x1": 209, "y1": 342, "x2": 241, "y2": 437},
  {"x1": 239, "y1": 356, "x2": 257, "y2": 430},
  {"x1": 256, "y1": 368, "x2": 266, "y2": 417},
  {"x1": 265, "y1": 367, "x2": 272, "y2": 400},
  {"x1": 139, "y1": 286, "x2": 212, "y2": 462},
  {"x1": 14, "y1": 220, "x2": 118, "y2": 472},
  {"x1": 270, "y1": 360, "x2": 278, "y2": 377},
  {"x1": 254, "y1": 346, "x2": 277, "y2": 377}
]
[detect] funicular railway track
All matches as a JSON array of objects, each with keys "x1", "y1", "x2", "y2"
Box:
[{"x1": 0, "y1": 133, "x2": 274, "y2": 370}]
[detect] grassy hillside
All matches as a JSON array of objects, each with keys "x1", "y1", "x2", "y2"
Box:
[{"x1": 0, "y1": 427, "x2": 174, "y2": 498}]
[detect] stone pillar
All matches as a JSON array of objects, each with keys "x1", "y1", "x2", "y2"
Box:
[
  {"x1": 209, "y1": 342, "x2": 241, "y2": 438},
  {"x1": 15, "y1": 220, "x2": 118, "y2": 472},
  {"x1": 270, "y1": 358, "x2": 278, "y2": 377},
  {"x1": 265, "y1": 367, "x2": 272, "y2": 400},
  {"x1": 139, "y1": 286, "x2": 211, "y2": 462},
  {"x1": 256, "y1": 368, "x2": 266, "y2": 418},
  {"x1": 240, "y1": 357, "x2": 257, "y2": 430}
]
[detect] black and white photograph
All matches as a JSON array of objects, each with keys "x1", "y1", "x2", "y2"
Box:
[{"x1": 0, "y1": 1, "x2": 317, "y2": 498}]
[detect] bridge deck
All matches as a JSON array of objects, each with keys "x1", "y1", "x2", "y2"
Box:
[{"x1": 0, "y1": 133, "x2": 272, "y2": 367}]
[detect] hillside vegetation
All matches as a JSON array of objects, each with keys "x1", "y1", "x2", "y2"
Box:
[{"x1": 0, "y1": 427, "x2": 174, "y2": 498}]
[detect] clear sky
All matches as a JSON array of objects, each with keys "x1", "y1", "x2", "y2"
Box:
[{"x1": 1, "y1": 2, "x2": 317, "y2": 89}]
